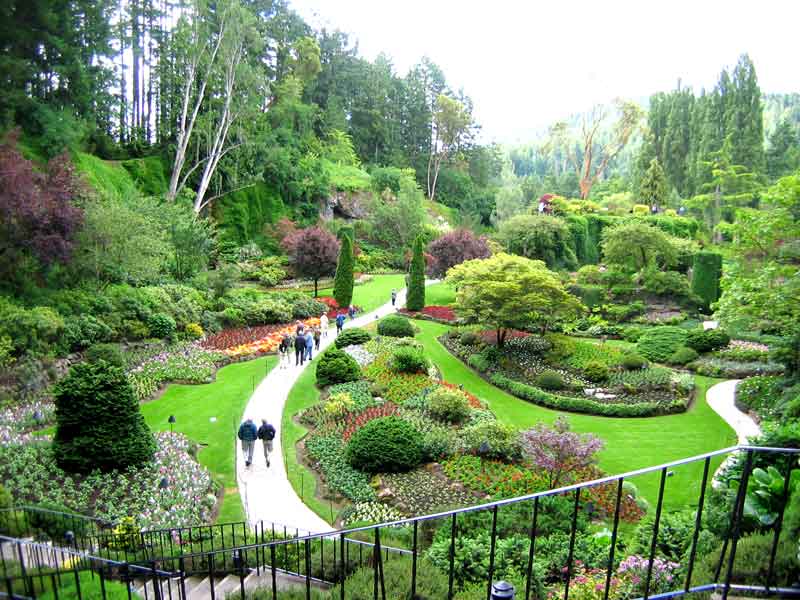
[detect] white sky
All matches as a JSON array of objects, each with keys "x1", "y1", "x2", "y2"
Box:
[{"x1": 290, "y1": 0, "x2": 800, "y2": 144}]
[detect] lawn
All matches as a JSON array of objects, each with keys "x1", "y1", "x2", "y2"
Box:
[
  {"x1": 424, "y1": 281, "x2": 456, "y2": 306},
  {"x1": 413, "y1": 320, "x2": 736, "y2": 510},
  {"x1": 316, "y1": 273, "x2": 406, "y2": 313},
  {"x1": 141, "y1": 356, "x2": 277, "y2": 523}
]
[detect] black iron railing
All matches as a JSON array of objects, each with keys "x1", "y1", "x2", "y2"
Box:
[{"x1": 1, "y1": 444, "x2": 798, "y2": 599}]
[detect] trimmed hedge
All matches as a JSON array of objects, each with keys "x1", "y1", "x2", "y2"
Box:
[
  {"x1": 637, "y1": 327, "x2": 689, "y2": 362},
  {"x1": 316, "y1": 348, "x2": 361, "y2": 387},
  {"x1": 489, "y1": 373, "x2": 687, "y2": 418},
  {"x1": 377, "y1": 315, "x2": 414, "y2": 338},
  {"x1": 406, "y1": 235, "x2": 426, "y2": 311},
  {"x1": 691, "y1": 252, "x2": 722, "y2": 310},
  {"x1": 346, "y1": 416, "x2": 423, "y2": 473},
  {"x1": 334, "y1": 327, "x2": 372, "y2": 349},
  {"x1": 333, "y1": 234, "x2": 355, "y2": 308}
]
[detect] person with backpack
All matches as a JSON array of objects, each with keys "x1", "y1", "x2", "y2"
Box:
[
  {"x1": 304, "y1": 330, "x2": 314, "y2": 361},
  {"x1": 237, "y1": 418, "x2": 258, "y2": 467},
  {"x1": 257, "y1": 419, "x2": 276, "y2": 467},
  {"x1": 335, "y1": 312, "x2": 346, "y2": 335},
  {"x1": 278, "y1": 334, "x2": 291, "y2": 369},
  {"x1": 313, "y1": 327, "x2": 321, "y2": 351},
  {"x1": 294, "y1": 331, "x2": 306, "y2": 366},
  {"x1": 348, "y1": 304, "x2": 356, "y2": 320}
]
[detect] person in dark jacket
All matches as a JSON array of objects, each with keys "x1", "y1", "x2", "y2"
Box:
[
  {"x1": 391, "y1": 289, "x2": 397, "y2": 306},
  {"x1": 237, "y1": 418, "x2": 258, "y2": 467},
  {"x1": 335, "y1": 312, "x2": 346, "y2": 335},
  {"x1": 257, "y1": 419, "x2": 276, "y2": 467},
  {"x1": 278, "y1": 334, "x2": 291, "y2": 369},
  {"x1": 294, "y1": 332, "x2": 306, "y2": 366},
  {"x1": 313, "y1": 327, "x2": 321, "y2": 351}
]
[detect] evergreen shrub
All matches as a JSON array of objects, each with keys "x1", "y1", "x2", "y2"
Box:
[
  {"x1": 333, "y1": 234, "x2": 354, "y2": 308},
  {"x1": 377, "y1": 315, "x2": 414, "y2": 338},
  {"x1": 667, "y1": 346, "x2": 699, "y2": 366},
  {"x1": 85, "y1": 343, "x2": 124, "y2": 367},
  {"x1": 427, "y1": 387, "x2": 471, "y2": 423},
  {"x1": 536, "y1": 370, "x2": 566, "y2": 390},
  {"x1": 316, "y1": 348, "x2": 361, "y2": 387},
  {"x1": 53, "y1": 361, "x2": 156, "y2": 473},
  {"x1": 147, "y1": 313, "x2": 176, "y2": 339},
  {"x1": 582, "y1": 361, "x2": 609, "y2": 382},
  {"x1": 406, "y1": 235, "x2": 426, "y2": 311},
  {"x1": 685, "y1": 329, "x2": 730, "y2": 353},
  {"x1": 691, "y1": 252, "x2": 723, "y2": 309},
  {"x1": 636, "y1": 327, "x2": 689, "y2": 362},
  {"x1": 391, "y1": 346, "x2": 428, "y2": 374},
  {"x1": 334, "y1": 328, "x2": 372, "y2": 349},
  {"x1": 346, "y1": 417, "x2": 423, "y2": 473},
  {"x1": 621, "y1": 353, "x2": 648, "y2": 370}
]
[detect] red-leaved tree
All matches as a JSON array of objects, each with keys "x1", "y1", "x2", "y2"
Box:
[
  {"x1": 0, "y1": 132, "x2": 84, "y2": 285},
  {"x1": 521, "y1": 416, "x2": 604, "y2": 488},
  {"x1": 281, "y1": 226, "x2": 340, "y2": 296},
  {"x1": 427, "y1": 228, "x2": 491, "y2": 278}
]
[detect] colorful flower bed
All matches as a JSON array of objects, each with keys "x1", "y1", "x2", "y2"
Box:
[
  {"x1": 376, "y1": 468, "x2": 481, "y2": 516},
  {"x1": 399, "y1": 305, "x2": 457, "y2": 323},
  {"x1": 128, "y1": 343, "x2": 226, "y2": 401},
  {"x1": 443, "y1": 455, "x2": 548, "y2": 498},
  {"x1": 0, "y1": 432, "x2": 215, "y2": 529},
  {"x1": 211, "y1": 317, "x2": 321, "y2": 358},
  {"x1": 316, "y1": 296, "x2": 362, "y2": 320},
  {"x1": 0, "y1": 400, "x2": 54, "y2": 446}
]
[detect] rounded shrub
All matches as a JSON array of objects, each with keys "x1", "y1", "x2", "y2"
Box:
[
  {"x1": 147, "y1": 313, "x2": 176, "y2": 339},
  {"x1": 621, "y1": 353, "x2": 648, "y2": 370},
  {"x1": 85, "y1": 343, "x2": 125, "y2": 368},
  {"x1": 184, "y1": 323, "x2": 204, "y2": 339},
  {"x1": 536, "y1": 370, "x2": 565, "y2": 390},
  {"x1": 334, "y1": 327, "x2": 372, "y2": 349},
  {"x1": 377, "y1": 315, "x2": 414, "y2": 338},
  {"x1": 427, "y1": 386, "x2": 471, "y2": 423},
  {"x1": 459, "y1": 331, "x2": 481, "y2": 346},
  {"x1": 582, "y1": 361, "x2": 609, "y2": 383},
  {"x1": 636, "y1": 326, "x2": 689, "y2": 362},
  {"x1": 316, "y1": 348, "x2": 361, "y2": 387},
  {"x1": 668, "y1": 346, "x2": 699, "y2": 366},
  {"x1": 346, "y1": 416, "x2": 423, "y2": 473},
  {"x1": 391, "y1": 346, "x2": 428, "y2": 374},
  {"x1": 685, "y1": 329, "x2": 731, "y2": 353}
]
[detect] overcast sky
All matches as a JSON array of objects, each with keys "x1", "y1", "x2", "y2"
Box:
[{"x1": 290, "y1": 0, "x2": 800, "y2": 144}]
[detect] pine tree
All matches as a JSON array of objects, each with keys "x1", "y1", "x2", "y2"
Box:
[
  {"x1": 766, "y1": 119, "x2": 800, "y2": 179},
  {"x1": 53, "y1": 361, "x2": 156, "y2": 473},
  {"x1": 727, "y1": 54, "x2": 764, "y2": 174},
  {"x1": 640, "y1": 158, "x2": 668, "y2": 207},
  {"x1": 406, "y1": 235, "x2": 426, "y2": 311},
  {"x1": 333, "y1": 233, "x2": 354, "y2": 307}
]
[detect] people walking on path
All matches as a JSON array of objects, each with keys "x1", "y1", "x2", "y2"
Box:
[
  {"x1": 257, "y1": 419, "x2": 276, "y2": 467},
  {"x1": 295, "y1": 320, "x2": 305, "y2": 336},
  {"x1": 278, "y1": 334, "x2": 291, "y2": 369},
  {"x1": 348, "y1": 304, "x2": 356, "y2": 320},
  {"x1": 391, "y1": 289, "x2": 397, "y2": 306},
  {"x1": 237, "y1": 418, "x2": 258, "y2": 467},
  {"x1": 335, "y1": 312, "x2": 346, "y2": 335},
  {"x1": 313, "y1": 327, "x2": 321, "y2": 351},
  {"x1": 304, "y1": 330, "x2": 314, "y2": 361},
  {"x1": 320, "y1": 313, "x2": 329, "y2": 337},
  {"x1": 294, "y1": 332, "x2": 306, "y2": 366}
]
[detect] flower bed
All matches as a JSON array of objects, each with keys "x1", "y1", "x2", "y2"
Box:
[
  {"x1": 0, "y1": 400, "x2": 54, "y2": 446},
  {"x1": 304, "y1": 434, "x2": 376, "y2": 503},
  {"x1": 128, "y1": 343, "x2": 226, "y2": 401},
  {"x1": 376, "y1": 468, "x2": 481, "y2": 515},
  {"x1": 201, "y1": 317, "x2": 320, "y2": 356},
  {"x1": 443, "y1": 455, "x2": 548, "y2": 498},
  {"x1": 0, "y1": 432, "x2": 215, "y2": 529},
  {"x1": 316, "y1": 296, "x2": 362, "y2": 320},
  {"x1": 398, "y1": 305, "x2": 457, "y2": 323},
  {"x1": 688, "y1": 357, "x2": 784, "y2": 378}
]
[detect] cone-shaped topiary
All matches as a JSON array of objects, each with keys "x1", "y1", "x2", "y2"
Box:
[
  {"x1": 333, "y1": 234, "x2": 354, "y2": 309},
  {"x1": 691, "y1": 251, "x2": 722, "y2": 311},
  {"x1": 406, "y1": 234, "x2": 425, "y2": 311},
  {"x1": 53, "y1": 360, "x2": 156, "y2": 473}
]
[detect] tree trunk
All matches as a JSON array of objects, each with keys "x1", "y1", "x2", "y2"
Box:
[{"x1": 314, "y1": 278, "x2": 318, "y2": 298}]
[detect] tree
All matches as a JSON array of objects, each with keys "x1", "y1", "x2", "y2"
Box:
[
  {"x1": 428, "y1": 94, "x2": 473, "y2": 202},
  {"x1": 548, "y1": 99, "x2": 644, "y2": 199},
  {"x1": 601, "y1": 222, "x2": 678, "y2": 272},
  {"x1": 446, "y1": 253, "x2": 583, "y2": 346},
  {"x1": 53, "y1": 360, "x2": 156, "y2": 473},
  {"x1": 406, "y1": 235, "x2": 426, "y2": 311},
  {"x1": 640, "y1": 158, "x2": 668, "y2": 207},
  {"x1": 520, "y1": 416, "x2": 604, "y2": 488},
  {"x1": 427, "y1": 229, "x2": 491, "y2": 278},
  {"x1": 281, "y1": 226, "x2": 339, "y2": 297},
  {"x1": 766, "y1": 119, "x2": 800, "y2": 180},
  {"x1": 691, "y1": 252, "x2": 723, "y2": 310},
  {"x1": 496, "y1": 215, "x2": 578, "y2": 271},
  {"x1": 0, "y1": 134, "x2": 84, "y2": 289},
  {"x1": 332, "y1": 233, "x2": 354, "y2": 305}
]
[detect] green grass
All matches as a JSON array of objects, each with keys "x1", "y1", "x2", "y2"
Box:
[
  {"x1": 317, "y1": 273, "x2": 406, "y2": 314},
  {"x1": 412, "y1": 321, "x2": 736, "y2": 510},
  {"x1": 141, "y1": 356, "x2": 277, "y2": 523},
  {"x1": 73, "y1": 152, "x2": 138, "y2": 199},
  {"x1": 282, "y1": 362, "x2": 336, "y2": 524},
  {"x1": 424, "y1": 282, "x2": 456, "y2": 306}
]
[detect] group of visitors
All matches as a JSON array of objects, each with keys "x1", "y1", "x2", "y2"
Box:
[{"x1": 237, "y1": 418, "x2": 275, "y2": 468}]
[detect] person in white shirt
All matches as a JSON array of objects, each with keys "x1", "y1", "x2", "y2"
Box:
[{"x1": 320, "y1": 312, "x2": 329, "y2": 337}]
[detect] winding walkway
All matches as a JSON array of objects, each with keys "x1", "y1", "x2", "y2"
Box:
[
  {"x1": 705, "y1": 379, "x2": 761, "y2": 445},
  {"x1": 236, "y1": 289, "x2": 408, "y2": 533}
]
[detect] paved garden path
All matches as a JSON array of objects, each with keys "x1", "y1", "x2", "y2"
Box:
[
  {"x1": 236, "y1": 288, "x2": 408, "y2": 534},
  {"x1": 705, "y1": 379, "x2": 760, "y2": 445}
]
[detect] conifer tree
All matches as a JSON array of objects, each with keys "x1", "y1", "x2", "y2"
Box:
[
  {"x1": 640, "y1": 158, "x2": 669, "y2": 207},
  {"x1": 406, "y1": 235, "x2": 426, "y2": 311},
  {"x1": 333, "y1": 233, "x2": 354, "y2": 308}
]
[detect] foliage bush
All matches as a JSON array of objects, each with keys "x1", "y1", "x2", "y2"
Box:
[
  {"x1": 536, "y1": 369, "x2": 565, "y2": 390},
  {"x1": 736, "y1": 376, "x2": 784, "y2": 419},
  {"x1": 621, "y1": 352, "x2": 648, "y2": 370},
  {"x1": 377, "y1": 315, "x2": 414, "y2": 338},
  {"x1": 667, "y1": 346, "x2": 699, "y2": 366},
  {"x1": 640, "y1": 268, "x2": 690, "y2": 297},
  {"x1": 315, "y1": 348, "x2": 361, "y2": 387},
  {"x1": 459, "y1": 331, "x2": 481, "y2": 346},
  {"x1": 692, "y1": 251, "x2": 723, "y2": 309},
  {"x1": 184, "y1": 322, "x2": 204, "y2": 339},
  {"x1": 334, "y1": 327, "x2": 372, "y2": 349},
  {"x1": 85, "y1": 343, "x2": 124, "y2": 367},
  {"x1": 685, "y1": 328, "x2": 731, "y2": 353},
  {"x1": 346, "y1": 416, "x2": 423, "y2": 473},
  {"x1": 427, "y1": 386, "x2": 471, "y2": 423},
  {"x1": 636, "y1": 327, "x2": 689, "y2": 362},
  {"x1": 391, "y1": 346, "x2": 428, "y2": 374},
  {"x1": 53, "y1": 361, "x2": 155, "y2": 473},
  {"x1": 147, "y1": 313, "x2": 176, "y2": 339},
  {"x1": 459, "y1": 420, "x2": 522, "y2": 462},
  {"x1": 582, "y1": 360, "x2": 609, "y2": 382}
]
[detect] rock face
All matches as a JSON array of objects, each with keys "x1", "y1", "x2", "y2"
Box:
[{"x1": 320, "y1": 189, "x2": 372, "y2": 220}]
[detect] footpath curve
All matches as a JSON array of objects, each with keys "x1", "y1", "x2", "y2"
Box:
[
  {"x1": 705, "y1": 379, "x2": 761, "y2": 445},
  {"x1": 236, "y1": 288, "x2": 408, "y2": 533}
]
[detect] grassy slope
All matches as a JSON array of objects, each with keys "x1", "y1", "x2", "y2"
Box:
[
  {"x1": 141, "y1": 356, "x2": 277, "y2": 523},
  {"x1": 414, "y1": 320, "x2": 736, "y2": 509},
  {"x1": 317, "y1": 273, "x2": 406, "y2": 314}
]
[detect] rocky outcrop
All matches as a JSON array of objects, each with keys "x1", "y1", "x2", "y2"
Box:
[{"x1": 320, "y1": 189, "x2": 372, "y2": 220}]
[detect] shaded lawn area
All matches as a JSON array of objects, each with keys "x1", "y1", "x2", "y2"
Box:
[
  {"x1": 424, "y1": 281, "x2": 456, "y2": 306},
  {"x1": 317, "y1": 273, "x2": 406, "y2": 314},
  {"x1": 413, "y1": 320, "x2": 736, "y2": 510},
  {"x1": 141, "y1": 356, "x2": 277, "y2": 523}
]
